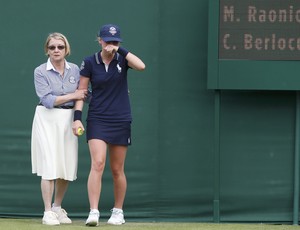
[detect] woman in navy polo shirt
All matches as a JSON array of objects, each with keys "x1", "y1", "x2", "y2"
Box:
[{"x1": 72, "y1": 24, "x2": 145, "y2": 226}]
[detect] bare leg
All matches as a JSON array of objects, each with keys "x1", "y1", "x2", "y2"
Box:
[
  {"x1": 109, "y1": 144, "x2": 127, "y2": 209},
  {"x1": 41, "y1": 179, "x2": 55, "y2": 211},
  {"x1": 87, "y1": 139, "x2": 107, "y2": 210},
  {"x1": 53, "y1": 179, "x2": 69, "y2": 207}
]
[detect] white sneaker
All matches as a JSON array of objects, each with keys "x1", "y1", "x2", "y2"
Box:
[
  {"x1": 85, "y1": 210, "x2": 100, "y2": 226},
  {"x1": 107, "y1": 208, "x2": 125, "y2": 225},
  {"x1": 42, "y1": 211, "x2": 60, "y2": 225},
  {"x1": 52, "y1": 207, "x2": 72, "y2": 224}
]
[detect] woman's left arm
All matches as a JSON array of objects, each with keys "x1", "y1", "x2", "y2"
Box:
[
  {"x1": 125, "y1": 52, "x2": 146, "y2": 71},
  {"x1": 107, "y1": 45, "x2": 146, "y2": 71}
]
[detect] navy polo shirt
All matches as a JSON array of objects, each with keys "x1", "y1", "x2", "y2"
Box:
[{"x1": 80, "y1": 51, "x2": 131, "y2": 123}]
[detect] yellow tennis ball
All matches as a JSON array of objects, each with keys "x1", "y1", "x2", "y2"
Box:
[{"x1": 77, "y1": 128, "x2": 84, "y2": 136}]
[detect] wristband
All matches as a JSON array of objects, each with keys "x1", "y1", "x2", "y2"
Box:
[
  {"x1": 73, "y1": 110, "x2": 82, "y2": 121},
  {"x1": 117, "y1": 47, "x2": 129, "y2": 57}
]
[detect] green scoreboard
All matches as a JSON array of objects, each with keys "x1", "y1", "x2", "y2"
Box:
[{"x1": 208, "y1": 0, "x2": 300, "y2": 90}]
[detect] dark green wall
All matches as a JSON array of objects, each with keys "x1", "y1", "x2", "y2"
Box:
[{"x1": 0, "y1": 0, "x2": 297, "y2": 223}]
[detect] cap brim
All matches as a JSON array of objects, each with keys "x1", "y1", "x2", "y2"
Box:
[{"x1": 102, "y1": 37, "x2": 122, "y2": 42}]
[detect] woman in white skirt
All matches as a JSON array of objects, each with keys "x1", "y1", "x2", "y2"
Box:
[{"x1": 31, "y1": 32, "x2": 87, "y2": 225}]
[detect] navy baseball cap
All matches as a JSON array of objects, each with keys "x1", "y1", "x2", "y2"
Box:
[{"x1": 99, "y1": 24, "x2": 122, "y2": 42}]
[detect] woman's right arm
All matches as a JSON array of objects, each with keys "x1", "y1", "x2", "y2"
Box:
[{"x1": 72, "y1": 76, "x2": 90, "y2": 136}]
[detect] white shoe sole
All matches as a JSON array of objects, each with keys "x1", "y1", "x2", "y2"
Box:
[
  {"x1": 107, "y1": 220, "x2": 125, "y2": 225},
  {"x1": 59, "y1": 220, "x2": 72, "y2": 224},
  {"x1": 42, "y1": 220, "x2": 60, "y2": 225}
]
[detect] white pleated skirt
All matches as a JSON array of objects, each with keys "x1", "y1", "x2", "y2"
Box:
[{"x1": 31, "y1": 106, "x2": 78, "y2": 181}]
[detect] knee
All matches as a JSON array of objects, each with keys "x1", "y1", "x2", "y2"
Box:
[
  {"x1": 111, "y1": 167, "x2": 125, "y2": 179},
  {"x1": 91, "y1": 160, "x2": 105, "y2": 173}
]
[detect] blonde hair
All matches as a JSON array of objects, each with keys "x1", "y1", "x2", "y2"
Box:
[{"x1": 44, "y1": 32, "x2": 71, "y2": 56}]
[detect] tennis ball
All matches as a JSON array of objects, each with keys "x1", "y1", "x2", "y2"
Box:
[{"x1": 77, "y1": 128, "x2": 84, "y2": 136}]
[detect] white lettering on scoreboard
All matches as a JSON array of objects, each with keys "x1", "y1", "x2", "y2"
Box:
[{"x1": 219, "y1": 0, "x2": 300, "y2": 60}]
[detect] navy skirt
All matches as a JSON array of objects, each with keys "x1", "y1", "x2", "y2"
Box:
[{"x1": 86, "y1": 120, "x2": 131, "y2": 146}]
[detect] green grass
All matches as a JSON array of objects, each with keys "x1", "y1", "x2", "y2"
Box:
[{"x1": 0, "y1": 219, "x2": 300, "y2": 230}]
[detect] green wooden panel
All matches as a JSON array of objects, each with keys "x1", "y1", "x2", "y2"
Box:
[
  {"x1": 219, "y1": 91, "x2": 295, "y2": 221},
  {"x1": 219, "y1": 60, "x2": 300, "y2": 90}
]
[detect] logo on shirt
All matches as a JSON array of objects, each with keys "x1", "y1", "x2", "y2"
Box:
[
  {"x1": 117, "y1": 63, "x2": 122, "y2": 73},
  {"x1": 69, "y1": 76, "x2": 76, "y2": 84}
]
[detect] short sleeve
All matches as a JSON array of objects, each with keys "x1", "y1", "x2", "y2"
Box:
[{"x1": 80, "y1": 58, "x2": 92, "y2": 78}]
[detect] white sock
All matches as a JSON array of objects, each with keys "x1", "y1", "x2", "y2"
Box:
[
  {"x1": 52, "y1": 204, "x2": 61, "y2": 211},
  {"x1": 90, "y1": 209, "x2": 99, "y2": 214},
  {"x1": 113, "y1": 208, "x2": 123, "y2": 212}
]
